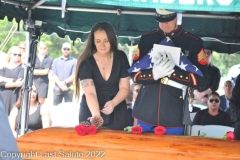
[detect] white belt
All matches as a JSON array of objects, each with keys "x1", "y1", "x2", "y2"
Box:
[
  {"x1": 161, "y1": 77, "x2": 193, "y2": 112},
  {"x1": 161, "y1": 77, "x2": 186, "y2": 90}
]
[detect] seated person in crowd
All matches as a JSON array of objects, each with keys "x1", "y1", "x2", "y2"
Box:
[
  {"x1": 130, "y1": 83, "x2": 141, "y2": 126},
  {"x1": 192, "y1": 91, "x2": 232, "y2": 127},
  {"x1": 130, "y1": 83, "x2": 141, "y2": 110},
  {"x1": 126, "y1": 90, "x2": 133, "y2": 126},
  {"x1": 220, "y1": 80, "x2": 238, "y2": 127},
  {"x1": 9, "y1": 84, "x2": 50, "y2": 138},
  {"x1": 126, "y1": 83, "x2": 141, "y2": 126},
  {"x1": 220, "y1": 80, "x2": 234, "y2": 111}
]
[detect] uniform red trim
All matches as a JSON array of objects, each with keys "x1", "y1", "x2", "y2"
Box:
[
  {"x1": 190, "y1": 73, "x2": 197, "y2": 86},
  {"x1": 158, "y1": 83, "x2": 162, "y2": 126},
  {"x1": 171, "y1": 74, "x2": 198, "y2": 86},
  {"x1": 171, "y1": 75, "x2": 191, "y2": 83},
  {"x1": 183, "y1": 31, "x2": 200, "y2": 40},
  {"x1": 143, "y1": 29, "x2": 159, "y2": 36},
  {"x1": 134, "y1": 71, "x2": 141, "y2": 82},
  {"x1": 132, "y1": 117, "x2": 185, "y2": 128}
]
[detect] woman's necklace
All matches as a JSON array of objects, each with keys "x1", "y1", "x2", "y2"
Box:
[{"x1": 98, "y1": 54, "x2": 112, "y2": 70}]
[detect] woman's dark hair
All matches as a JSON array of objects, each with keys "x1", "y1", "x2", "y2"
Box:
[
  {"x1": 14, "y1": 84, "x2": 39, "y2": 108},
  {"x1": 75, "y1": 22, "x2": 119, "y2": 99},
  {"x1": 208, "y1": 91, "x2": 220, "y2": 99}
]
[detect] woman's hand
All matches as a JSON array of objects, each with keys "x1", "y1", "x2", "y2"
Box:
[{"x1": 101, "y1": 100, "x2": 116, "y2": 115}]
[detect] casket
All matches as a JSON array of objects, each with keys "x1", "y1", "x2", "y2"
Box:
[{"x1": 17, "y1": 127, "x2": 240, "y2": 160}]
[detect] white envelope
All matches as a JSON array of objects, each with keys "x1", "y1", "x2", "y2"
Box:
[{"x1": 152, "y1": 44, "x2": 181, "y2": 65}]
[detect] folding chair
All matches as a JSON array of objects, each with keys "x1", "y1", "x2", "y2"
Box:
[
  {"x1": 198, "y1": 125, "x2": 234, "y2": 138},
  {"x1": 190, "y1": 125, "x2": 203, "y2": 136}
]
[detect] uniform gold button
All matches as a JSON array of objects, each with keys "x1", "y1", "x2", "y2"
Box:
[
  {"x1": 143, "y1": 75, "x2": 146, "y2": 77},
  {"x1": 180, "y1": 96, "x2": 182, "y2": 99},
  {"x1": 143, "y1": 86, "x2": 145, "y2": 88},
  {"x1": 186, "y1": 77, "x2": 188, "y2": 79},
  {"x1": 173, "y1": 73, "x2": 176, "y2": 76},
  {"x1": 171, "y1": 33, "x2": 174, "y2": 36},
  {"x1": 140, "y1": 75, "x2": 142, "y2": 77},
  {"x1": 180, "y1": 75, "x2": 183, "y2": 78},
  {"x1": 149, "y1": 74, "x2": 151, "y2": 77}
]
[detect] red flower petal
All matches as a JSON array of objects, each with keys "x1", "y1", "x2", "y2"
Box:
[
  {"x1": 87, "y1": 126, "x2": 98, "y2": 135},
  {"x1": 75, "y1": 124, "x2": 88, "y2": 136},
  {"x1": 132, "y1": 126, "x2": 143, "y2": 134},
  {"x1": 226, "y1": 131, "x2": 235, "y2": 140},
  {"x1": 154, "y1": 126, "x2": 166, "y2": 135}
]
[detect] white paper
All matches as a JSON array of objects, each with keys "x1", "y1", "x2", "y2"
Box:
[{"x1": 152, "y1": 44, "x2": 181, "y2": 65}]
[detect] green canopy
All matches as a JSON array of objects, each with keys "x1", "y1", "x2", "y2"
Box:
[
  {"x1": 0, "y1": 0, "x2": 240, "y2": 54},
  {"x1": 87, "y1": 0, "x2": 240, "y2": 12}
]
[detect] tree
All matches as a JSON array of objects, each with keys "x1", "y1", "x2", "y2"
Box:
[{"x1": 1, "y1": 17, "x2": 239, "y2": 77}]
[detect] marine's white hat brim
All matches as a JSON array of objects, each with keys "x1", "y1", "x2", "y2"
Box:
[{"x1": 156, "y1": 9, "x2": 176, "y2": 15}]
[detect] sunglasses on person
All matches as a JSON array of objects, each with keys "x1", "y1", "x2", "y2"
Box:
[
  {"x1": 63, "y1": 48, "x2": 70, "y2": 51},
  {"x1": 127, "y1": 103, "x2": 132, "y2": 107},
  {"x1": 209, "y1": 98, "x2": 220, "y2": 103},
  {"x1": 134, "y1": 89, "x2": 140, "y2": 93},
  {"x1": 13, "y1": 53, "x2": 21, "y2": 57}
]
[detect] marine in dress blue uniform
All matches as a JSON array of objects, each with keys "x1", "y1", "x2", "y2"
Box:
[{"x1": 131, "y1": 9, "x2": 209, "y2": 135}]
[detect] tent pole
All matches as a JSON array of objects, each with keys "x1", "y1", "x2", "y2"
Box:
[
  {"x1": 129, "y1": 38, "x2": 133, "y2": 66},
  {"x1": 31, "y1": 0, "x2": 45, "y2": 10},
  {"x1": 36, "y1": 6, "x2": 239, "y2": 20}
]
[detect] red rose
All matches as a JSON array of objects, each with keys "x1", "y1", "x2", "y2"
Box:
[
  {"x1": 132, "y1": 126, "x2": 143, "y2": 134},
  {"x1": 87, "y1": 126, "x2": 98, "y2": 135},
  {"x1": 154, "y1": 126, "x2": 166, "y2": 135},
  {"x1": 226, "y1": 131, "x2": 235, "y2": 140},
  {"x1": 75, "y1": 124, "x2": 88, "y2": 136}
]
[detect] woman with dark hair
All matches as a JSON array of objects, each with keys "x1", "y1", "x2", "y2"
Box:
[
  {"x1": 192, "y1": 91, "x2": 232, "y2": 126},
  {"x1": 75, "y1": 22, "x2": 130, "y2": 130},
  {"x1": 0, "y1": 46, "x2": 24, "y2": 115},
  {"x1": 9, "y1": 84, "x2": 50, "y2": 138}
]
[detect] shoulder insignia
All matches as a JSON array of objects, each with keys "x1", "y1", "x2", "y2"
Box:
[
  {"x1": 133, "y1": 48, "x2": 140, "y2": 61},
  {"x1": 197, "y1": 48, "x2": 208, "y2": 65}
]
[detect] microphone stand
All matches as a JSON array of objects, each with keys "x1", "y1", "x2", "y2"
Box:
[{"x1": 18, "y1": 26, "x2": 43, "y2": 136}]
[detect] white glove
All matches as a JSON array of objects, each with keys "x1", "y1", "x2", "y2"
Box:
[{"x1": 152, "y1": 52, "x2": 175, "y2": 80}]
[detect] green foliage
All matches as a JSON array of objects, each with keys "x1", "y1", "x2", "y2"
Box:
[
  {"x1": 0, "y1": 17, "x2": 136, "y2": 60},
  {"x1": 0, "y1": 17, "x2": 86, "y2": 59},
  {"x1": 212, "y1": 52, "x2": 240, "y2": 77},
  {"x1": 1, "y1": 17, "x2": 239, "y2": 77}
]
